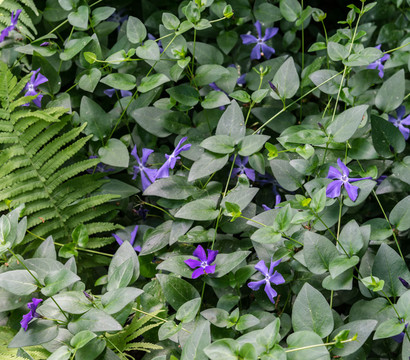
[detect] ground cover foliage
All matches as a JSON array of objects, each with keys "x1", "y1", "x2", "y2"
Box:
[{"x1": 0, "y1": 0, "x2": 409, "y2": 358}]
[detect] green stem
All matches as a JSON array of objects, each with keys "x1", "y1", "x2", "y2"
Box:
[
  {"x1": 321, "y1": 20, "x2": 329, "y2": 69},
  {"x1": 239, "y1": 216, "x2": 267, "y2": 228},
  {"x1": 285, "y1": 337, "x2": 356, "y2": 353},
  {"x1": 299, "y1": 0, "x2": 304, "y2": 123},
  {"x1": 141, "y1": 201, "x2": 175, "y2": 220},
  {"x1": 132, "y1": 307, "x2": 191, "y2": 333}
]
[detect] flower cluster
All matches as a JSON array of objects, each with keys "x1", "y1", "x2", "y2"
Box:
[{"x1": 20, "y1": 298, "x2": 42, "y2": 331}]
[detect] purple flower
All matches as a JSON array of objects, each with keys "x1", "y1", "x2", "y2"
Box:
[
  {"x1": 108, "y1": 9, "x2": 128, "y2": 29},
  {"x1": 376, "y1": 175, "x2": 387, "y2": 186},
  {"x1": 156, "y1": 137, "x2": 191, "y2": 179},
  {"x1": 112, "y1": 225, "x2": 141, "y2": 252},
  {"x1": 87, "y1": 155, "x2": 114, "y2": 174},
  {"x1": 237, "y1": 74, "x2": 246, "y2": 86},
  {"x1": 23, "y1": 68, "x2": 48, "y2": 107},
  {"x1": 131, "y1": 146, "x2": 157, "y2": 191},
  {"x1": 20, "y1": 298, "x2": 42, "y2": 331},
  {"x1": 104, "y1": 88, "x2": 133, "y2": 98},
  {"x1": 367, "y1": 45, "x2": 390, "y2": 78},
  {"x1": 248, "y1": 259, "x2": 285, "y2": 303},
  {"x1": 40, "y1": 42, "x2": 50, "y2": 47},
  {"x1": 388, "y1": 106, "x2": 410, "y2": 140},
  {"x1": 240, "y1": 21, "x2": 279, "y2": 60},
  {"x1": 326, "y1": 159, "x2": 372, "y2": 202},
  {"x1": 184, "y1": 245, "x2": 218, "y2": 279},
  {"x1": 231, "y1": 156, "x2": 256, "y2": 181},
  {"x1": 399, "y1": 277, "x2": 410, "y2": 289},
  {"x1": 135, "y1": 206, "x2": 149, "y2": 221},
  {"x1": 0, "y1": 9, "x2": 22, "y2": 42},
  {"x1": 262, "y1": 195, "x2": 281, "y2": 211},
  {"x1": 83, "y1": 291, "x2": 93, "y2": 301},
  {"x1": 148, "y1": 33, "x2": 163, "y2": 53},
  {"x1": 392, "y1": 322, "x2": 408, "y2": 343}
]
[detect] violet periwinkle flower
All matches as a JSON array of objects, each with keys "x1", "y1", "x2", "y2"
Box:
[
  {"x1": 112, "y1": 225, "x2": 141, "y2": 252},
  {"x1": 326, "y1": 159, "x2": 372, "y2": 202},
  {"x1": 131, "y1": 146, "x2": 157, "y2": 191},
  {"x1": 23, "y1": 68, "x2": 48, "y2": 107},
  {"x1": 87, "y1": 155, "x2": 114, "y2": 173},
  {"x1": 104, "y1": 88, "x2": 133, "y2": 98},
  {"x1": 184, "y1": 245, "x2": 218, "y2": 279},
  {"x1": 108, "y1": 9, "x2": 128, "y2": 29},
  {"x1": 399, "y1": 277, "x2": 410, "y2": 290},
  {"x1": 367, "y1": 45, "x2": 390, "y2": 78},
  {"x1": 248, "y1": 259, "x2": 285, "y2": 303},
  {"x1": 237, "y1": 74, "x2": 246, "y2": 86},
  {"x1": 0, "y1": 9, "x2": 22, "y2": 42},
  {"x1": 262, "y1": 195, "x2": 281, "y2": 211},
  {"x1": 388, "y1": 106, "x2": 410, "y2": 140},
  {"x1": 156, "y1": 137, "x2": 191, "y2": 179},
  {"x1": 240, "y1": 20, "x2": 279, "y2": 60},
  {"x1": 147, "y1": 33, "x2": 163, "y2": 53},
  {"x1": 231, "y1": 156, "x2": 256, "y2": 181},
  {"x1": 40, "y1": 42, "x2": 50, "y2": 47},
  {"x1": 20, "y1": 298, "x2": 42, "y2": 331}
]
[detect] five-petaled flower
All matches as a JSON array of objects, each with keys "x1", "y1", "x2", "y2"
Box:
[
  {"x1": 112, "y1": 225, "x2": 141, "y2": 252},
  {"x1": 131, "y1": 146, "x2": 157, "y2": 191},
  {"x1": 156, "y1": 137, "x2": 191, "y2": 179},
  {"x1": 231, "y1": 156, "x2": 256, "y2": 181},
  {"x1": 23, "y1": 68, "x2": 48, "y2": 107},
  {"x1": 367, "y1": 45, "x2": 390, "y2": 78},
  {"x1": 326, "y1": 159, "x2": 372, "y2": 202},
  {"x1": 240, "y1": 20, "x2": 278, "y2": 60},
  {"x1": 0, "y1": 9, "x2": 22, "y2": 43},
  {"x1": 248, "y1": 259, "x2": 285, "y2": 303},
  {"x1": 184, "y1": 245, "x2": 218, "y2": 279},
  {"x1": 388, "y1": 106, "x2": 410, "y2": 140},
  {"x1": 20, "y1": 298, "x2": 42, "y2": 331},
  {"x1": 104, "y1": 88, "x2": 132, "y2": 98}
]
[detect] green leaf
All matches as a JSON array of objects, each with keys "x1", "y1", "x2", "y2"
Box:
[
  {"x1": 181, "y1": 320, "x2": 210, "y2": 360},
  {"x1": 200, "y1": 135, "x2": 235, "y2": 154},
  {"x1": 72, "y1": 224, "x2": 89, "y2": 247},
  {"x1": 79, "y1": 96, "x2": 112, "y2": 141},
  {"x1": 70, "y1": 330, "x2": 97, "y2": 349},
  {"x1": 156, "y1": 274, "x2": 200, "y2": 311},
  {"x1": 60, "y1": 36, "x2": 92, "y2": 61},
  {"x1": 175, "y1": 199, "x2": 219, "y2": 221},
  {"x1": 127, "y1": 16, "x2": 146, "y2": 44},
  {"x1": 280, "y1": 0, "x2": 301, "y2": 22},
  {"x1": 374, "y1": 318, "x2": 405, "y2": 340},
  {"x1": 166, "y1": 84, "x2": 200, "y2": 107},
  {"x1": 144, "y1": 176, "x2": 197, "y2": 199},
  {"x1": 140, "y1": 220, "x2": 172, "y2": 255},
  {"x1": 9, "y1": 320, "x2": 59, "y2": 348},
  {"x1": 0, "y1": 270, "x2": 38, "y2": 295},
  {"x1": 215, "y1": 100, "x2": 246, "y2": 143},
  {"x1": 98, "y1": 138, "x2": 129, "y2": 167},
  {"x1": 79, "y1": 68, "x2": 101, "y2": 92},
  {"x1": 309, "y1": 69, "x2": 342, "y2": 95},
  {"x1": 156, "y1": 255, "x2": 193, "y2": 278},
  {"x1": 107, "y1": 258, "x2": 133, "y2": 291},
  {"x1": 202, "y1": 91, "x2": 230, "y2": 109},
  {"x1": 310, "y1": 188, "x2": 326, "y2": 213},
  {"x1": 270, "y1": 159, "x2": 304, "y2": 191},
  {"x1": 48, "y1": 346, "x2": 72, "y2": 360},
  {"x1": 188, "y1": 152, "x2": 229, "y2": 182},
  {"x1": 204, "y1": 339, "x2": 237, "y2": 360},
  {"x1": 372, "y1": 244, "x2": 410, "y2": 297},
  {"x1": 176, "y1": 298, "x2": 201, "y2": 323},
  {"x1": 238, "y1": 135, "x2": 270, "y2": 156},
  {"x1": 390, "y1": 195, "x2": 410, "y2": 231},
  {"x1": 100, "y1": 73, "x2": 136, "y2": 91},
  {"x1": 230, "y1": 90, "x2": 251, "y2": 103},
  {"x1": 272, "y1": 57, "x2": 299, "y2": 99},
  {"x1": 328, "y1": 105, "x2": 368, "y2": 142},
  {"x1": 136, "y1": 40, "x2": 160, "y2": 61},
  {"x1": 327, "y1": 42, "x2": 349, "y2": 61},
  {"x1": 101, "y1": 287, "x2": 143, "y2": 314},
  {"x1": 303, "y1": 232, "x2": 338, "y2": 274},
  {"x1": 217, "y1": 31, "x2": 238, "y2": 55},
  {"x1": 109, "y1": 242, "x2": 139, "y2": 284},
  {"x1": 49, "y1": 291, "x2": 92, "y2": 314},
  {"x1": 273, "y1": 204, "x2": 294, "y2": 232},
  {"x1": 91, "y1": 6, "x2": 115, "y2": 26},
  {"x1": 213, "y1": 251, "x2": 251, "y2": 277},
  {"x1": 158, "y1": 321, "x2": 182, "y2": 340},
  {"x1": 286, "y1": 331, "x2": 329, "y2": 360},
  {"x1": 292, "y1": 283, "x2": 334, "y2": 337},
  {"x1": 189, "y1": 42, "x2": 224, "y2": 65},
  {"x1": 131, "y1": 107, "x2": 172, "y2": 138},
  {"x1": 68, "y1": 308, "x2": 122, "y2": 333},
  {"x1": 371, "y1": 115, "x2": 406, "y2": 157},
  {"x1": 251, "y1": 226, "x2": 281, "y2": 244},
  {"x1": 375, "y1": 70, "x2": 405, "y2": 113},
  {"x1": 329, "y1": 255, "x2": 360, "y2": 279},
  {"x1": 68, "y1": 5, "x2": 89, "y2": 30},
  {"x1": 41, "y1": 268, "x2": 80, "y2": 296},
  {"x1": 162, "y1": 12, "x2": 180, "y2": 30},
  {"x1": 236, "y1": 314, "x2": 259, "y2": 331},
  {"x1": 195, "y1": 65, "x2": 230, "y2": 87},
  {"x1": 138, "y1": 73, "x2": 170, "y2": 93},
  {"x1": 201, "y1": 308, "x2": 229, "y2": 327},
  {"x1": 296, "y1": 144, "x2": 314, "y2": 159}
]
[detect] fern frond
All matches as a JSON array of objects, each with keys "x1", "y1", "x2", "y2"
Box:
[
  {"x1": 126, "y1": 323, "x2": 162, "y2": 343},
  {"x1": 0, "y1": 62, "x2": 120, "y2": 243},
  {"x1": 0, "y1": 1, "x2": 38, "y2": 38},
  {"x1": 124, "y1": 342, "x2": 163, "y2": 352},
  {"x1": 85, "y1": 236, "x2": 115, "y2": 249}
]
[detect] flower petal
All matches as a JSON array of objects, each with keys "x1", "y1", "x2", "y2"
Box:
[
  {"x1": 344, "y1": 181, "x2": 359, "y2": 202},
  {"x1": 396, "y1": 105, "x2": 406, "y2": 120},
  {"x1": 184, "y1": 258, "x2": 202, "y2": 269},
  {"x1": 255, "y1": 259, "x2": 269, "y2": 276},
  {"x1": 400, "y1": 115, "x2": 410, "y2": 126},
  {"x1": 120, "y1": 90, "x2": 132, "y2": 97},
  {"x1": 250, "y1": 44, "x2": 262, "y2": 60},
  {"x1": 262, "y1": 27, "x2": 279, "y2": 41},
  {"x1": 20, "y1": 312, "x2": 33, "y2": 331},
  {"x1": 206, "y1": 249, "x2": 218, "y2": 264},
  {"x1": 155, "y1": 161, "x2": 170, "y2": 179},
  {"x1": 254, "y1": 21, "x2": 262, "y2": 39},
  {"x1": 327, "y1": 166, "x2": 342, "y2": 180},
  {"x1": 268, "y1": 259, "x2": 282, "y2": 276},
  {"x1": 270, "y1": 270, "x2": 285, "y2": 285},
  {"x1": 248, "y1": 279, "x2": 265, "y2": 291},
  {"x1": 244, "y1": 167, "x2": 256, "y2": 181},
  {"x1": 240, "y1": 34, "x2": 258, "y2": 45},
  {"x1": 112, "y1": 234, "x2": 123, "y2": 247},
  {"x1": 326, "y1": 180, "x2": 343, "y2": 198},
  {"x1": 130, "y1": 225, "x2": 138, "y2": 246},
  {"x1": 260, "y1": 43, "x2": 275, "y2": 59},
  {"x1": 33, "y1": 73, "x2": 48, "y2": 87},
  {"x1": 398, "y1": 125, "x2": 409, "y2": 140},
  {"x1": 337, "y1": 158, "x2": 350, "y2": 176},
  {"x1": 262, "y1": 204, "x2": 271, "y2": 211},
  {"x1": 264, "y1": 282, "x2": 277, "y2": 303},
  {"x1": 191, "y1": 267, "x2": 205, "y2": 279},
  {"x1": 104, "y1": 89, "x2": 116, "y2": 97},
  {"x1": 141, "y1": 148, "x2": 154, "y2": 165},
  {"x1": 193, "y1": 245, "x2": 207, "y2": 262},
  {"x1": 204, "y1": 264, "x2": 216, "y2": 274}
]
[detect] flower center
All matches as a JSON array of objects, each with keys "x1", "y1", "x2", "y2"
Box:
[
  {"x1": 139, "y1": 164, "x2": 144, "y2": 171},
  {"x1": 265, "y1": 275, "x2": 270, "y2": 282},
  {"x1": 257, "y1": 38, "x2": 263, "y2": 43},
  {"x1": 341, "y1": 174, "x2": 348, "y2": 182},
  {"x1": 201, "y1": 261, "x2": 208, "y2": 269},
  {"x1": 27, "y1": 84, "x2": 35, "y2": 92}
]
